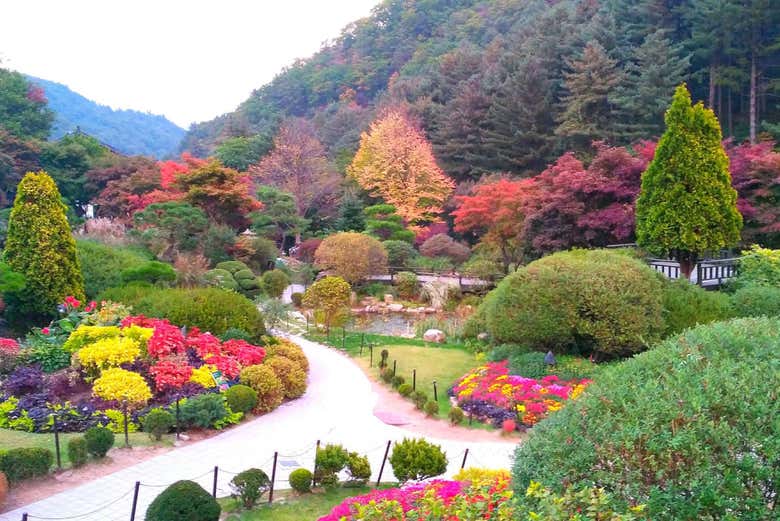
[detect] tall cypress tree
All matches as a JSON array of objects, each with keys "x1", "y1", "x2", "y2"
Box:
[
  {"x1": 635, "y1": 84, "x2": 742, "y2": 279},
  {"x1": 3, "y1": 171, "x2": 85, "y2": 325}
]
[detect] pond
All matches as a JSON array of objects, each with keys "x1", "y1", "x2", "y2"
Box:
[{"x1": 349, "y1": 313, "x2": 419, "y2": 337}]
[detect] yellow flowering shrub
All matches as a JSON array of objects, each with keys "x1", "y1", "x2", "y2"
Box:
[
  {"x1": 77, "y1": 336, "x2": 140, "y2": 373},
  {"x1": 103, "y1": 408, "x2": 139, "y2": 434},
  {"x1": 190, "y1": 365, "x2": 217, "y2": 388},
  {"x1": 453, "y1": 468, "x2": 511, "y2": 489},
  {"x1": 122, "y1": 325, "x2": 154, "y2": 354},
  {"x1": 63, "y1": 325, "x2": 121, "y2": 353},
  {"x1": 92, "y1": 368, "x2": 152, "y2": 405}
]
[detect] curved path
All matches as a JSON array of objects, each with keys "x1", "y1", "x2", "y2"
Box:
[{"x1": 0, "y1": 334, "x2": 516, "y2": 521}]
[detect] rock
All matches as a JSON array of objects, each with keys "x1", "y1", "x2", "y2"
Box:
[
  {"x1": 423, "y1": 329, "x2": 446, "y2": 343},
  {"x1": 384, "y1": 294, "x2": 394, "y2": 304},
  {"x1": 388, "y1": 303, "x2": 404, "y2": 312},
  {"x1": 477, "y1": 332, "x2": 489, "y2": 342},
  {"x1": 424, "y1": 307, "x2": 438, "y2": 314}
]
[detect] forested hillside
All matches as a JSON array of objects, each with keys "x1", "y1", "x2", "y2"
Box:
[
  {"x1": 30, "y1": 76, "x2": 185, "y2": 158},
  {"x1": 182, "y1": 0, "x2": 780, "y2": 179}
]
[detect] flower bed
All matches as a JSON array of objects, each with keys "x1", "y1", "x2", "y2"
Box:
[{"x1": 449, "y1": 361, "x2": 589, "y2": 428}]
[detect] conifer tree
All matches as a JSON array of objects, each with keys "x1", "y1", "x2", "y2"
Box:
[
  {"x1": 3, "y1": 171, "x2": 85, "y2": 323},
  {"x1": 636, "y1": 84, "x2": 742, "y2": 279}
]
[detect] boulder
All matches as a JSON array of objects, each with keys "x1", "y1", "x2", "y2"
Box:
[
  {"x1": 388, "y1": 303, "x2": 404, "y2": 312},
  {"x1": 477, "y1": 332, "x2": 489, "y2": 342},
  {"x1": 423, "y1": 329, "x2": 446, "y2": 343},
  {"x1": 384, "y1": 293, "x2": 394, "y2": 304}
]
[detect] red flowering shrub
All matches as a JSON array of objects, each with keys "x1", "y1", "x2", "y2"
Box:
[
  {"x1": 0, "y1": 339, "x2": 20, "y2": 354},
  {"x1": 146, "y1": 321, "x2": 186, "y2": 358},
  {"x1": 150, "y1": 358, "x2": 194, "y2": 391},
  {"x1": 187, "y1": 333, "x2": 223, "y2": 361},
  {"x1": 222, "y1": 339, "x2": 265, "y2": 366}
]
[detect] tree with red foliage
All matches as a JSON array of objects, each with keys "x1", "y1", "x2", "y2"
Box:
[{"x1": 727, "y1": 140, "x2": 780, "y2": 247}]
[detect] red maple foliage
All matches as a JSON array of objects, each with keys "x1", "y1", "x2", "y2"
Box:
[{"x1": 150, "y1": 357, "x2": 193, "y2": 391}]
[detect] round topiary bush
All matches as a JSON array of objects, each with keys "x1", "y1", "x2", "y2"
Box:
[
  {"x1": 481, "y1": 249, "x2": 665, "y2": 357},
  {"x1": 145, "y1": 480, "x2": 220, "y2": 521},
  {"x1": 229, "y1": 468, "x2": 270, "y2": 508},
  {"x1": 412, "y1": 391, "x2": 428, "y2": 410},
  {"x1": 84, "y1": 426, "x2": 115, "y2": 458},
  {"x1": 264, "y1": 357, "x2": 307, "y2": 399},
  {"x1": 448, "y1": 406, "x2": 465, "y2": 425},
  {"x1": 424, "y1": 400, "x2": 439, "y2": 417},
  {"x1": 397, "y1": 382, "x2": 413, "y2": 397},
  {"x1": 143, "y1": 408, "x2": 175, "y2": 441},
  {"x1": 730, "y1": 284, "x2": 780, "y2": 318},
  {"x1": 289, "y1": 468, "x2": 313, "y2": 493},
  {"x1": 389, "y1": 438, "x2": 447, "y2": 483},
  {"x1": 512, "y1": 317, "x2": 780, "y2": 520},
  {"x1": 290, "y1": 292, "x2": 304, "y2": 307},
  {"x1": 239, "y1": 365, "x2": 284, "y2": 413},
  {"x1": 261, "y1": 269, "x2": 291, "y2": 299},
  {"x1": 224, "y1": 384, "x2": 259, "y2": 414},
  {"x1": 67, "y1": 437, "x2": 88, "y2": 467},
  {"x1": 266, "y1": 339, "x2": 309, "y2": 373}
]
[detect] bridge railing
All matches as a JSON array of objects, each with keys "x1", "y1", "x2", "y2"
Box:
[{"x1": 647, "y1": 257, "x2": 739, "y2": 287}]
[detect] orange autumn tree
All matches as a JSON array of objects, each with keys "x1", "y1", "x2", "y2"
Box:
[{"x1": 347, "y1": 110, "x2": 454, "y2": 227}]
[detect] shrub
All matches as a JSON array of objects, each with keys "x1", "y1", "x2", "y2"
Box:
[
  {"x1": 261, "y1": 269, "x2": 290, "y2": 298},
  {"x1": 203, "y1": 268, "x2": 239, "y2": 291},
  {"x1": 100, "y1": 287, "x2": 266, "y2": 341},
  {"x1": 266, "y1": 339, "x2": 309, "y2": 373},
  {"x1": 143, "y1": 408, "x2": 175, "y2": 441},
  {"x1": 77, "y1": 336, "x2": 141, "y2": 373},
  {"x1": 76, "y1": 240, "x2": 151, "y2": 298},
  {"x1": 121, "y1": 261, "x2": 176, "y2": 286},
  {"x1": 2, "y1": 365, "x2": 44, "y2": 395},
  {"x1": 315, "y1": 444, "x2": 349, "y2": 487},
  {"x1": 481, "y1": 249, "x2": 665, "y2": 357},
  {"x1": 178, "y1": 394, "x2": 228, "y2": 429},
  {"x1": 512, "y1": 317, "x2": 780, "y2": 520},
  {"x1": 412, "y1": 391, "x2": 428, "y2": 410},
  {"x1": 346, "y1": 453, "x2": 371, "y2": 485},
  {"x1": 302, "y1": 276, "x2": 351, "y2": 333},
  {"x1": 264, "y1": 357, "x2": 307, "y2": 399},
  {"x1": 314, "y1": 232, "x2": 388, "y2": 284},
  {"x1": 84, "y1": 426, "x2": 115, "y2": 458},
  {"x1": 448, "y1": 406, "x2": 464, "y2": 425},
  {"x1": 234, "y1": 236, "x2": 278, "y2": 273},
  {"x1": 735, "y1": 245, "x2": 780, "y2": 288},
  {"x1": 290, "y1": 292, "x2": 303, "y2": 307},
  {"x1": 294, "y1": 238, "x2": 322, "y2": 264},
  {"x1": 145, "y1": 480, "x2": 220, "y2": 521},
  {"x1": 220, "y1": 327, "x2": 253, "y2": 342},
  {"x1": 420, "y1": 234, "x2": 471, "y2": 264},
  {"x1": 383, "y1": 240, "x2": 417, "y2": 268},
  {"x1": 289, "y1": 468, "x2": 312, "y2": 493},
  {"x1": 224, "y1": 384, "x2": 258, "y2": 414},
  {"x1": 202, "y1": 224, "x2": 236, "y2": 266},
  {"x1": 230, "y1": 468, "x2": 270, "y2": 508},
  {"x1": 731, "y1": 284, "x2": 780, "y2": 317},
  {"x1": 92, "y1": 368, "x2": 152, "y2": 406},
  {"x1": 380, "y1": 367, "x2": 394, "y2": 383},
  {"x1": 67, "y1": 437, "x2": 88, "y2": 467},
  {"x1": 394, "y1": 271, "x2": 418, "y2": 299},
  {"x1": 501, "y1": 419, "x2": 516, "y2": 434},
  {"x1": 507, "y1": 351, "x2": 547, "y2": 379},
  {"x1": 517, "y1": 482, "x2": 648, "y2": 520},
  {"x1": 234, "y1": 269, "x2": 261, "y2": 293},
  {"x1": 424, "y1": 400, "x2": 439, "y2": 417},
  {"x1": 0, "y1": 447, "x2": 53, "y2": 482},
  {"x1": 379, "y1": 349, "x2": 389, "y2": 369},
  {"x1": 397, "y1": 383, "x2": 413, "y2": 397},
  {"x1": 239, "y1": 365, "x2": 283, "y2": 413},
  {"x1": 661, "y1": 279, "x2": 733, "y2": 336},
  {"x1": 173, "y1": 253, "x2": 210, "y2": 288},
  {"x1": 215, "y1": 260, "x2": 251, "y2": 274},
  {"x1": 389, "y1": 438, "x2": 447, "y2": 482},
  {"x1": 2, "y1": 171, "x2": 84, "y2": 325},
  {"x1": 391, "y1": 375, "x2": 405, "y2": 388}
]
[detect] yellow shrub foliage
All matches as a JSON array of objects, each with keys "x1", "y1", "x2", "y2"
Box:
[
  {"x1": 92, "y1": 368, "x2": 152, "y2": 405},
  {"x1": 77, "y1": 336, "x2": 140, "y2": 372},
  {"x1": 121, "y1": 325, "x2": 154, "y2": 354},
  {"x1": 453, "y1": 468, "x2": 511, "y2": 489},
  {"x1": 103, "y1": 408, "x2": 139, "y2": 434},
  {"x1": 190, "y1": 365, "x2": 217, "y2": 388},
  {"x1": 63, "y1": 325, "x2": 121, "y2": 353}
]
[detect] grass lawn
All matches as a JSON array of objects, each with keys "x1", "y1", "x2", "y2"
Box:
[
  {"x1": 0, "y1": 429, "x2": 173, "y2": 468},
  {"x1": 222, "y1": 485, "x2": 390, "y2": 520}
]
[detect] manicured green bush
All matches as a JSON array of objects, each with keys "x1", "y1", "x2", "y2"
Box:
[
  {"x1": 412, "y1": 391, "x2": 428, "y2": 410},
  {"x1": 84, "y1": 426, "x2": 115, "y2": 458},
  {"x1": 229, "y1": 468, "x2": 270, "y2": 508},
  {"x1": 264, "y1": 357, "x2": 307, "y2": 399},
  {"x1": 266, "y1": 339, "x2": 309, "y2": 373},
  {"x1": 289, "y1": 468, "x2": 313, "y2": 493},
  {"x1": 391, "y1": 375, "x2": 405, "y2": 388},
  {"x1": 380, "y1": 367, "x2": 394, "y2": 383},
  {"x1": 220, "y1": 327, "x2": 252, "y2": 342},
  {"x1": 178, "y1": 394, "x2": 228, "y2": 429},
  {"x1": 424, "y1": 400, "x2": 439, "y2": 417},
  {"x1": 389, "y1": 438, "x2": 447, "y2": 482},
  {"x1": 448, "y1": 406, "x2": 465, "y2": 425},
  {"x1": 98, "y1": 287, "x2": 266, "y2": 341},
  {"x1": 76, "y1": 240, "x2": 151, "y2": 298},
  {"x1": 661, "y1": 279, "x2": 733, "y2": 336},
  {"x1": 239, "y1": 365, "x2": 284, "y2": 413},
  {"x1": 224, "y1": 384, "x2": 258, "y2": 414},
  {"x1": 383, "y1": 240, "x2": 417, "y2": 268},
  {"x1": 735, "y1": 245, "x2": 780, "y2": 288},
  {"x1": 290, "y1": 292, "x2": 303, "y2": 307},
  {"x1": 67, "y1": 437, "x2": 88, "y2": 468},
  {"x1": 512, "y1": 317, "x2": 780, "y2": 520},
  {"x1": 121, "y1": 261, "x2": 176, "y2": 286},
  {"x1": 203, "y1": 268, "x2": 239, "y2": 291},
  {"x1": 394, "y1": 271, "x2": 419, "y2": 299},
  {"x1": 215, "y1": 260, "x2": 251, "y2": 274},
  {"x1": 143, "y1": 408, "x2": 175, "y2": 441},
  {"x1": 481, "y1": 249, "x2": 665, "y2": 357},
  {"x1": 314, "y1": 444, "x2": 349, "y2": 487},
  {"x1": 261, "y1": 269, "x2": 290, "y2": 298},
  {"x1": 346, "y1": 452, "x2": 371, "y2": 485},
  {"x1": 731, "y1": 284, "x2": 780, "y2": 317},
  {"x1": 0, "y1": 447, "x2": 53, "y2": 482},
  {"x1": 507, "y1": 351, "x2": 548, "y2": 379},
  {"x1": 397, "y1": 383, "x2": 413, "y2": 397},
  {"x1": 145, "y1": 480, "x2": 220, "y2": 521}
]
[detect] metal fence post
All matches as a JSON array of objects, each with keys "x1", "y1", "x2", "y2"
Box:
[
  {"x1": 212, "y1": 466, "x2": 219, "y2": 498},
  {"x1": 392, "y1": 360, "x2": 397, "y2": 376},
  {"x1": 129, "y1": 481, "x2": 140, "y2": 521},
  {"x1": 461, "y1": 448, "x2": 469, "y2": 469},
  {"x1": 21, "y1": 513, "x2": 28, "y2": 521},
  {"x1": 433, "y1": 380, "x2": 438, "y2": 402},
  {"x1": 369, "y1": 344, "x2": 374, "y2": 367},
  {"x1": 53, "y1": 416, "x2": 61, "y2": 469},
  {"x1": 376, "y1": 440, "x2": 392, "y2": 487},
  {"x1": 269, "y1": 452, "x2": 278, "y2": 504},
  {"x1": 313, "y1": 440, "x2": 320, "y2": 481},
  {"x1": 412, "y1": 369, "x2": 416, "y2": 391},
  {"x1": 175, "y1": 398, "x2": 181, "y2": 440}
]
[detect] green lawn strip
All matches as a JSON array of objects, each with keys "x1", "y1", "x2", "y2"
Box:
[
  {"x1": 0, "y1": 429, "x2": 173, "y2": 468},
  {"x1": 222, "y1": 484, "x2": 396, "y2": 520},
  {"x1": 305, "y1": 330, "x2": 465, "y2": 357}
]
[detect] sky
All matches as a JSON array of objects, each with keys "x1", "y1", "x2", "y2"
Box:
[{"x1": 0, "y1": 0, "x2": 380, "y2": 129}]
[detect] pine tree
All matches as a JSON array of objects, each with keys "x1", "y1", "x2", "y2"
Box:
[
  {"x1": 555, "y1": 41, "x2": 622, "y2": 150},
  {"x1": 3, "y1": 171, "x2": 85, "y2": 324},
  {"x1": 636, "y1": 85, "x2": 742, "y2": 279}
]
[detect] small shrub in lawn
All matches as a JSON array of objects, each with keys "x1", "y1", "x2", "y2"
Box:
[
  {"x1": 380, "y1": 367, "x2": 394, "y2": 383},
  {"x1": 260, "y1": 269, "x2": 290, "y2": 299},
  {"x1": 145, "y1": 480, "x2": 220, "y2": 521},
  {"x1": 84, "y1": 426, "x2": 115, "y2": 458},
  {"x1": 230, "y1": 468, "x2": 270, "y2": 508},
  {"x1": 391, "y1": 375, "x2": 405, "y2": 388},
  {"x1": 121, "y1": 261, "x2": 176, "y2": 286},
  {"x1": 290, "y1": 292, "x2": 304, "y2": 307},
  {"x1": 412, "y1": 391, "x2": 428, "y2": 410},
  {"x1": 424, "y1": 400, "x2": 440, "y2": 417},
  {"x1": 389, "y1": 438, "x2": 447, "y2": 482},
  {"x1": 67, "y1": 437, "x2": 88, "y2": 467},
  {"x1": 315, "y1": 444, "x2": 349, "y2": 487},
  {"x1": 0, "y1": 447, "x2": 53, "y2": 482},
  {"x1": 397, "y1": 383, "x2": 413, "y2": 397},
  {"x1": 143, "y1": 408, "x2": 175, "y2": 441},
  {"x1": 346, "y1": 452, "x2": 371, "y2": 486},
  {"x1": 224, "y1": 384, "x2": 258, "y2": 414},
  {"x1": 448, "y1": 406, "x2": 465, "y2": 425},
  {"x1": 178, "y1": 394, "x2": 228, "y2": 429},
  {"x1": 289, "y1": 468, "x2": 313, "y2": 493},
  {"x1": 239, "y1": 365, "x2": 284, "y2": 413}
]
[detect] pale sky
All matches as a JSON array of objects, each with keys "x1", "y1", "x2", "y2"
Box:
[{"x1": 0, "y1": 1, "x2": 380, "y2": 128}]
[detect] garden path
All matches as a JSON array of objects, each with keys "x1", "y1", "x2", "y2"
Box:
[{"x1": 0, "y1": 334, "x2": 516, "y2": 521}]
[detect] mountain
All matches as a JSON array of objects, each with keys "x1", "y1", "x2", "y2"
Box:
[
  {"x1": 181, "y1": 0, "x2": 780, "y2": 180},
  {"x1": 28, "y1": 76, "x2": 185, "y2": 158}
]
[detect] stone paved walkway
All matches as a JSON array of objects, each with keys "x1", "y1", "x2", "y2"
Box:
[{"x1": 0, "y1": 334, "x2": 516, "y2": 521}]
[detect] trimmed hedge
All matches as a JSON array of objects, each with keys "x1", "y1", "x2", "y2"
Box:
[
  {"x1": 661, "y1": 279, "x2": 733, "y2": 336},
  {"x1": 84, "y1": 426, "x2": 114, "y2": 458},
  {"x1": 224, "y1": 384, "x2": 258, "y2": 414},
  {"x1": 76, "y1": 240, "x2": 151, "y2": 298},
  {"x1": 99, "y1": 287, "x2": 265, "y2": 341},
  {"x1": 239, "y1": 365, "x2": 284, "y2": 413},
  {"x1": 481, "y1": 249, "x2": 665, "y2": 357},
  {"x1": 0, "y1": 447, "x2": 53, "y2": 482},
  {"x1": 264, "y1": 357, "x2": 307, "y2": 399},
  {"x1": 145, "y1": 480, "x2": 220, "y2": 521},
  {"x1": 512, "y1": 317, "x2": 780, "y2": 520},
  {"x1": 67, "y1": 437, "x2": 88, "y2": 467},
  {"x1": 289, "y1": 468, "x2": 312, "y2": 493},
  {"x1": 731, "y1": 284, "x2": 780, "y2": 318}
]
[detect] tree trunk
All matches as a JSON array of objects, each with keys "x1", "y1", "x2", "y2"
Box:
[
  {"x1": 675, "y1": 250, "x2": 698, "y2": 281},
  {"x1": 750, "y1": 52, "x2": 757, "y2": 144},
  {"x1": 727, "y1": 88, "x2": 733, "y2": 137},
  {"x1": 708, "y1": 64, "x2": 716, "y2": 110}
]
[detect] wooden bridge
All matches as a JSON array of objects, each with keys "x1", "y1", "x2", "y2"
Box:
[
  {"x1": 367, "y1": 267, "x2": 496, "y2": 292},
  {"x1": 647, "y1": 257, "x2": 739, "y2": 288}
]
